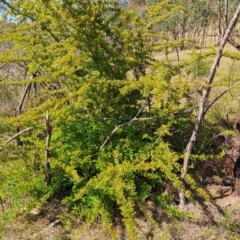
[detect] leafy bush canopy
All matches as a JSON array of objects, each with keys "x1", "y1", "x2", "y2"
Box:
[{"x1": 0, "y1": 0, "x2": 237, "y2": 238}]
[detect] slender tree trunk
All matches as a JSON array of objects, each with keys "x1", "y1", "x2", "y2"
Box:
[
  {"x1": 179, "y1": 4, "x2": 240, "y2": 208},
  {"x1": 224, "y1": 0, "x2": 229, "y2": 29},
  {"x1": 15, "y1": 74, "x2": 36, "y2": 146},
  {"x1": 44, "y1": 111, "x2": 52, "y2": 186}
]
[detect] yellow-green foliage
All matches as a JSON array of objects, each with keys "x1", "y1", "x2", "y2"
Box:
[{"x1": 0, "y1": 0, "x2": 227, "y2": 238}]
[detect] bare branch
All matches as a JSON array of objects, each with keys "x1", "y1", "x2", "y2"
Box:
[
  {"x1": 223, "y1": 0, "x2": 240, "y2": 51},
  {"x1": 100, "y1": 104, "x2": 197, "y2": 151},
  {"x1": 17, "y1": 83, "x2": 31, "y2": 115},
  {"x1": 179, "y1": 4, "x2": 240, "y2": 208},
  {"x1": 227, "y1": 36, "x2": 240, "y2": 50},
  {"x1": 100, "y1": 126, "x2": 119, "y2": 151},
  {"x1": 0, "y1": 63, "x2": 7, "y2": 69},
  {"x1": 0, "y1": 75, "x2": 8, "y2": 81},
  {"x1": 204, "y1": 81, "x2": 240, "y2": 115},
  {"x1": 27, "y1": 219, "x2": 61, "y2": 239},
  {"x1": 134, "y1": 103, "x2": 147, "y2": 118},
  {"x1": 45, "y1": 110, "x2": 52, "y2": 160},
  {"x1": 224, "y1": 0, "x2": 229, "y2": 30},
  {"x1": 4, "y1": 127, "x2": 34, "y2": 145},
  {"x1": 100, "y1": 104, "x2": 147, "y2": 150},
  {"x1": 218, "y1": 0, "x2": 223, "y2": 37}
]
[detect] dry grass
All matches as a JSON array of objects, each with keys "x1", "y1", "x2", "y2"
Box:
[
  {"x1": 2, "y1": 194, "x2": 240, "y2": 240},
  {"x1": 155, "y1": 42, "x2": 240, "y2": 123}
]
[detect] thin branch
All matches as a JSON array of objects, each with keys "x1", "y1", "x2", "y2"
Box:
[
  {"x1": 100, "y1": 104, "x2": 147, "y2": 150},
  {"x1": 28, "y1": 219, "x2": 61, "y2": 239},
  {"x1": 44, "y1": 110, "x2": 52, "y2": 186},
  {"x1": 223, "y1": 0, "x2": 240, "y2": 51},
  {"x1": 45, "y1": 110, "x2": 52, "y2": 160},
  {"x1": 100, "y1": 104, "x2": 197, "y2": 151},
  {"x1": 227, "y1": 36, "x2": 240, "y2": 50},
  {"x1": 0, "y1": 196, "x2": 4, "y2": 214},
  {"x1": 0, "y1": 75, "x2": 8, "y2": 81},
  {"x1": 204, "y1": 81, "x2": 240, "y2": 115},
  {"x1": 228, "y1": 60, "x2": 240, "y2": 101},
  {"x1": 100, "y1": 127, "x2": 120, "y2": 151},
  {"x1": 17, "y1": 83, "x2": 31, "y2": 115},
  {"x1": 4, "y1": 127, "x2": 34, "y2": 145},
  {"x1": 224, "y1": 0, "x2": 229, "y2": 31},
  {"x1": 0, "y1": 63, "x2": 7, "y2": 69},
  {"x1": 218, "y1": 0, "x2": 223, "y2": 37}
]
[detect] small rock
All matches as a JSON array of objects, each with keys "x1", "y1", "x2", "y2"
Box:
[{"x1": 30, "y1": 208, "x2": 41, "y2": 216}]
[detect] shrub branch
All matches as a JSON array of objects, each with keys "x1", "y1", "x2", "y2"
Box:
[{"x1": 179, "y1": 4, "x2": 240, "y2": 208}]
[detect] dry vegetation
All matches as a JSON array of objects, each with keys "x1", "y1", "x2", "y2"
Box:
[{"x1": 2, "y1": 195, "x2": 240, "y2": 239}]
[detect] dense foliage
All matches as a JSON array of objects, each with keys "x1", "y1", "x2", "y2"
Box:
[{"x1": 0, "y1": 0, "x2": 240, "y2": 239}]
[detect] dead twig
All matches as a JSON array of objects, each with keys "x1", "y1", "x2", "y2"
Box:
[
  {"x1": 100, "y1": 104, "x2": 197, "y2": 151},
  {"x1": 17, "y1": 83, "x2": 31, "y2": 115},
  {"x1": 27, "y1": 219, "x2": 61, "y2": 239},
  {"x1": 100, "y1": 103, "x2": 147, "y2": 150},
  {"x1": 204, "y1": 81, "x2": 240, "y2": 115},
  {"x1": 0, "y1": 63, "x2": 7, "y2": 69},
  {"x1": 4, "y1": 127, "x2": 34, "y2": 145}
]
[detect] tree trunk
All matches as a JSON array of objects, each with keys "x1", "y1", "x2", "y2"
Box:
[
  {"x1": 179, "y1": 4, "x2": 240, "y2": 208},
  {"x1": 44, "y1": 111, "x2": 52, "y2": 186}
]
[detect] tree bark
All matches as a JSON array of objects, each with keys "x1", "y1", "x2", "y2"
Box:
[
  {"x1": 224, "y1": 0, "x2": 229, "y2": 29},
  {"x1": 44, "y1": 111, "x2": 52, "y2": 186},
  {"x1": 179, "y1": 4, "x2": 240, "y2": 208}
]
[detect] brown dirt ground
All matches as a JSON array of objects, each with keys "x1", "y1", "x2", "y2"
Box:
[{"x1": 2, "y1": 191, "x2": 240, "y2": 240}]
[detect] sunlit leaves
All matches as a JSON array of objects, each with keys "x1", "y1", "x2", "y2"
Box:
[{"x1": 0, "y1": 0, "x2": 213, "y2": 238}]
